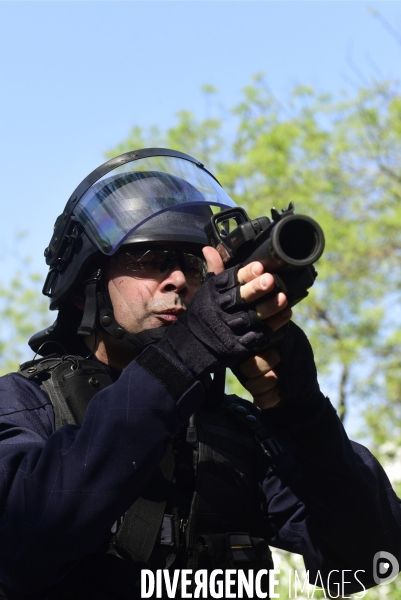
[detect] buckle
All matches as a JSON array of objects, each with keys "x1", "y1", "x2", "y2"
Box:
[
  {"x1": 259, "y1": 438, "x2": 283, "y2": 458},
  {"x1": 228, "y1": 534, "x2": 256, "y2": 563}
]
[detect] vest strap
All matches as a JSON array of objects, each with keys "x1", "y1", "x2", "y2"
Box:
[{"x1": 111, "y1": 442, "x2": 175, "y2": 565}]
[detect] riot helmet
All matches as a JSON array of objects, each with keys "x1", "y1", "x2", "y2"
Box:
[{"x1": 30, "y1": 148, "x2": 236, "y2": 355}]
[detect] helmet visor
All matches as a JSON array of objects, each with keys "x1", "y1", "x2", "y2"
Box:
[{"x1": 74, "y1": 154, "x2": 236, "y2": 255}]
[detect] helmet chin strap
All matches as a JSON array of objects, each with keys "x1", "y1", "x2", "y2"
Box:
[{"x1": 77, "y1": 268, "x2": 167, "y2": 355}]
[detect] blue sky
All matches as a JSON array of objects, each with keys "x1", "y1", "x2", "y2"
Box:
[
  {"x1": 1, "y1": 1, "x2": 400, "y2": 280},
  {"x1": 1, "y1": 1, "x2": 400, "y2": 434}
]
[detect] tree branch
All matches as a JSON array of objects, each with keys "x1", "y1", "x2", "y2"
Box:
[{"x1": 338, "y1": 363, "x2": 349, "y2": 423}]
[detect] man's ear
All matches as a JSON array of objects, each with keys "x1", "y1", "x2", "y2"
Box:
[{"x1": 71, "y1": 293, "x2": 85, "y2": 311}]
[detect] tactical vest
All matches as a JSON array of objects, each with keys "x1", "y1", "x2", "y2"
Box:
[{"x1": 5, "y1": 354, "x2": 284, "y2": 599}]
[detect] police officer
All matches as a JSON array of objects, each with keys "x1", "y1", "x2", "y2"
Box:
[{"x1": 0, "y1": 149, "x2": 399, "y2": 599}]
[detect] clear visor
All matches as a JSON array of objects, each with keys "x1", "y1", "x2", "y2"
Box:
[{"x1": 74, "y1": 154, "x2": 236, "y2": 255}]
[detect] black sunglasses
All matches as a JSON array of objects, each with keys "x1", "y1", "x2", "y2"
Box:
[{"x1": 111, "y1": 249, "x2": 207, "y2": 282}]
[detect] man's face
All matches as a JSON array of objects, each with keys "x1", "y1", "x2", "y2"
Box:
[{"x1": 104, "y1": 243, "x2": 205, "y2": 335}]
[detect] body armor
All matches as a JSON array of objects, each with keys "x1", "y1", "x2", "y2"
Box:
[{"x1": 11, "y1": 354, "x2": 283, "y2": 599}]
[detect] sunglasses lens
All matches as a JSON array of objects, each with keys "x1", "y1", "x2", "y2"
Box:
[
  {"x1": 182, "y1": 254, "x2": 207, "y2": 282},
  {"x1": 114, "y1": 250, "x2": 206, "y2": 281},
  {"x1": 115, "y1": 251, "x2": 165, "y2": 274}
]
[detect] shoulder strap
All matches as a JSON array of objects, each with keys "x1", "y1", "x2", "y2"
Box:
[{"x1": 19, "y1": 355, "x2": 114, "y2": 427}]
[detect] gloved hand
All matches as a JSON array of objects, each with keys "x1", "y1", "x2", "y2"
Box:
[
  {"x1": 274, "y1": 321, "x2": 320, "y2": 405},
  {"x1": 239, "y1": 320, "x2": 322, "y2": 418},
  {"x1": 159, "y1": 264, "x2": 290, "y2": 378}
]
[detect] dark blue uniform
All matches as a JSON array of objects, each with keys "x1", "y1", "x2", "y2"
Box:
[{"x1": 0, "y1": 348, "x2": 399, "y2": 595}]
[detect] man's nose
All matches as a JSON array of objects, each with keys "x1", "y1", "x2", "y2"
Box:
[{"x1": 159, "y1": 262, "x2": 189, "y2": 294}]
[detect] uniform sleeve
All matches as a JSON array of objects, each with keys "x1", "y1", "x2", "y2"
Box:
[
  {"x1": 0, "y1": 346, "x2": 204, "y2": 592},
  {"x1": 259, "y1": 394, "x2": 401, "y2": 595}
]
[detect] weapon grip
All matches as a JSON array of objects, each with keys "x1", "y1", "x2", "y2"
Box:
[{"x1": 272, "y1": 267, "x2": 317, "y2": 307}]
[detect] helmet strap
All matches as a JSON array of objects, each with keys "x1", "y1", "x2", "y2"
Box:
[
  {"x1": 77, "y1": 269, "x2": 102, "y2": 336},
  {"x1": 77, "y1": 267, "x2": 166, "y2": 355}
]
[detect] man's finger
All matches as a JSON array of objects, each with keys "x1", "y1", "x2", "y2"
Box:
[
  {"x1": 239, "y1": 272, "x2": 277, "y2": 304},
  {"x1": 254, "y1": 293, "x2": 289, "y2": 320},
  {"x1": 265, "y1": 307, "x2": 293, "y2": 331},
  {"x1": 245, "y1": 371, "x2": 279, "y2": 396},
  {"x1": 202, "y1": 246, "x2": 225, "y2": 275},
  {"x1": 237, "y1": 261, "x2": 264, "y2": 284},
  {"x1": 240, "y1": 349, "x2": 281, "y2": 379}
]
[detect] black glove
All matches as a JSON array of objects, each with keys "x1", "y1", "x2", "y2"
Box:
[
  {"x1": 274, "y1": 321, "x2": 320, "y2": 406},
  {"x1": 159, "y1": 267, "x2": 286, "y2": 378},
  {"x1": 261, "y1": 321, "x2": 333, "y2": 441}
]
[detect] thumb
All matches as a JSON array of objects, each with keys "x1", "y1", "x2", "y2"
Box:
[{"x1": 202, "y1": 246, "x2": 225, "y2": 275}]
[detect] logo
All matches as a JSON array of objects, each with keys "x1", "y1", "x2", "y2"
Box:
[{"x1": 373, "y1": 551, "x2": 399, "y2": 585}]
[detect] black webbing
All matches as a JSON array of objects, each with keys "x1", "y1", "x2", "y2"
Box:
[
  {"x1": 77, "y1": 273, "x2": 100, "y2": 336},
  {"x1": 136, "y1": 345, "x2": 194, "y2": 400},
  {"x1": 111, "y1": 442, "x2": 175, "y2": 564}
]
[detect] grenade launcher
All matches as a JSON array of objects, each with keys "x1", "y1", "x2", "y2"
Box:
[{"x1": 205, "y1": 202, "x2": 325, "y2": 307}]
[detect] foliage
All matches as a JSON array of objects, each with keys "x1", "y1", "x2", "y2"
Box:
[
  {"x1": 106, "y1": 75, "x2": 401, "y2": 453},
  {"x1": 270, "y1": 548, "x2": 401, "y2": 599},
  {"x1": 0, "y1": 256, "x2": 50, "y2": 375}
]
